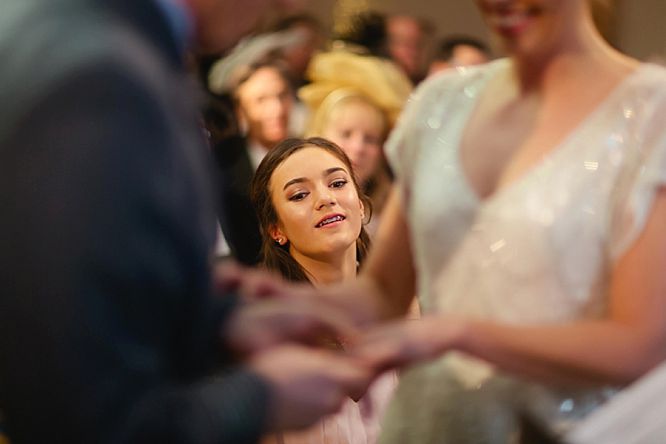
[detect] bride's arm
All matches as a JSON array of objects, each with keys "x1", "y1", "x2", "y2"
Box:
[
  {"x1": 361, "y1": 188, "x2": 666, "y2": 386},
  {"x1": 319, "y1": 186, "x2": 417, "y2": 326}
]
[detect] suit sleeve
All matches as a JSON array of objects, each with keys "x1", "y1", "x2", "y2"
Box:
[
  {"x1": 0, "y1": 59, "x2": 270, "y2": 444},
  {"x1": 211, "y1": 135, "x2": 263, "y2": 266}
]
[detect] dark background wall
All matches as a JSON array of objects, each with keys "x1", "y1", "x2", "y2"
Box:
[{"x1": 301, "y1": 0, "x2": 666, "y2": 62}]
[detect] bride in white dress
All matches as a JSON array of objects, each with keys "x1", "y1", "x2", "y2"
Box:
[{"x1": 277, "y1": 0, "x2": 666, "y2": 442}]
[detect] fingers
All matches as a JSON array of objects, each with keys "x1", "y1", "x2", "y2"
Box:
[
  {"x1": 237, "y1": 269, "x2": 287, "y2": 300},
  {"x1": 324, "y1": 353, "x2": 374, "y2": 395},
  {"x1": 350, "y1": 319, "x2": 438, "y2": 372},
  {"x1": 351, "y1": 339, "x2": 409, "y2": 374},
  {"x1": 212, "y1": 260, "x2": 245, "y2": 294},
  {"x1": 213, "y1": 261, "x2": 290, "y2": 300},
  {"x1": 224, "y1": 298, "x2": 361, "y2": 357},
  {"x1": 295, "y1": 300, "x2": 360, "y2": 343},
  {"x1": 250, "y1": 345, "x2": 376, "y2": 430}
]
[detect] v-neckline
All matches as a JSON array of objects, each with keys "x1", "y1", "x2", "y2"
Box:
[{"x1": 453, "y1": 59, "x2": 647, "y2": 207}]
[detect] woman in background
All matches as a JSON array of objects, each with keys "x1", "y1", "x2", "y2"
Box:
[
  {"x1": 251, "y1": 137, "x2": 396, "y2": 444},
  {"x1": 251, "y1": 137, "x2": 370, "y2": 285},
  {"x1": 206, "y1": 57, "x2": 295, "y2": 265},
  {"x1": 306, "y1": 89, "x2": 392, "y2": 235}
]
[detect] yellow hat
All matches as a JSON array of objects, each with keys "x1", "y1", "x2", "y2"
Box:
[{"x1": 299, "y1": 48, "x2": 412, "y2": 128}]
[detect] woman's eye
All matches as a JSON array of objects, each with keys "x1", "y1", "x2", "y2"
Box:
[
  {"x1": 289, "y1": 191, "x2": 308, "y2": 201},
  {"x1": 330, "y1": 179, "x2": 347, "y2": 188},
  {"x1": 365, "y1": 136, "x2": 381, "y2": 145}
]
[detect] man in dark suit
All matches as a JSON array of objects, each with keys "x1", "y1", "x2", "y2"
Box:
[{"x1": 0, "y1": 0, "x2": 371, "y2": 443}]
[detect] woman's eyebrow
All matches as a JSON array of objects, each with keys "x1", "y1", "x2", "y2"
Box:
[
  {"x1": 283, "y1": 167, "x2": 348, "y2": 190},
  {"x1": 324, "y1": 167, "x2": 347, "y2": 176},
  {"x1": 283, "y1": 177, "x2": 308, "y2": 190}
]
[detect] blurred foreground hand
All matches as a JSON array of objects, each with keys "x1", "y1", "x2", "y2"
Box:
[
  {"x1": 250, "y1": 344, "x2": 374, "y2": 430},
  {"x1": 350, "y1": 316, "x2": 467, "y2": 372}
]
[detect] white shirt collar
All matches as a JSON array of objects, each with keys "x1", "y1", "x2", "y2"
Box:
[{"x1": 247, "y1": 139, "x2": 270, "y2": 171}]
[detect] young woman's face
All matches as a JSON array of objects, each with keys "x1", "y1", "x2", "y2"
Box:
[
  {"x1": 475, "y1": 0, "x2": 587, "y2": 58},
  {"x1": 269, "y1": 147, "x2": 364, "y2": 261},
  {"x1": 322, "y1": 100, "x2": 385, "y2": 185}
]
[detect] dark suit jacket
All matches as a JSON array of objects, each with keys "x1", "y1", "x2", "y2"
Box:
[
  {"x1": 212, "y1": 134, "x2": 263, "y2": 266},
  {"x1": 0, "y1": 0, "x2": 269, "y2": 442}
]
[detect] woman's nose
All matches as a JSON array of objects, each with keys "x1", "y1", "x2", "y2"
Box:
[
  {"x1": 314, "y1": 187, "x2": 336, "y2": 210},
  {"x1": 343, "y1": 135, "x2": 365, "y2": 163},
  {"x1": 348, "y1": 134, "x2": 365, "y2": 153}
]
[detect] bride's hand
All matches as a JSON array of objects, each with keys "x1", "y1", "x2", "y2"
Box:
[{"x1": 350, "y1": 316, "x2": 467, "y2": 372}]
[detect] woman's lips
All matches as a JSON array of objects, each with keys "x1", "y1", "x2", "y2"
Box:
[{"x1": 489, "y1": 10, "x2": 531, "y2": 37}]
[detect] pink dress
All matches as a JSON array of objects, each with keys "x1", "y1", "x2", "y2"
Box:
[{"x1": 262, "y1": 371, "x2": 398, "y2": 444}]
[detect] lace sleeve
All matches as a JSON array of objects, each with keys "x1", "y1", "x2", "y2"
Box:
[
  {"x1": 608, "y1": 88, "x2": 666, "y2": 262},
  {"x1": 384, "y1": 73, "x2": 455, "y2": 202}
]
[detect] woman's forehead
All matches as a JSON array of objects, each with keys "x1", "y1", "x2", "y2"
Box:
[{"x1": 271, "y1": 147, "x2": 349, "y2": 185}]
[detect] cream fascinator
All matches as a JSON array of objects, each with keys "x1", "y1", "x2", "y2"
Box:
[
  {"x1": 208, "y1": 30, "x2": 303, "y2": 94},
  {"x1": 299, "y1": 47, "x2": 413, "y2": 129}
]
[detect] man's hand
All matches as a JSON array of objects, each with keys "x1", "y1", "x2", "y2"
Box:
[
  {"x1": 215, "y1": 261, "x2": 362, "y2": 354},
  {"x1": 213, "y1": 261, "x2": 293, "y2": 301},
  {"x1": 249, "y1": 344, "x2": 373, "y2": 431},
  {"x1": 223, "y1": 297, "x2": 359, "y2": 356}
]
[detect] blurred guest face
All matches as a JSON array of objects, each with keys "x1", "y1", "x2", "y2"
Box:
[
  {"x1": 428, "y1": 44, "x2": 489, "y2": 76},
  {"x1": 282, "y1": 25, "x2": 322, "y2": 79},
  {"x1": 387, "y1": 16, "x2": 427, "y2": 78},
  {"x1": 236, "y1": 67, "x2": 293, "y2": 148},
  {"x1": 450, "y1": 44, "x2": 489, "y2": 67},
  {"x1": 475, "y1": 0, "x2": 588, "y2": 58},
  {"x1": 269, "y1": 147, "x2": 364, "y2": 262},
  {"x1": 322, "y1": 100, "x2": 385, "y2": 185},
  {"x1": 187, "y1": 0, "x2": 307, "y2": 52}
]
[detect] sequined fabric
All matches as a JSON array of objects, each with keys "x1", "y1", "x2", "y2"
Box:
[{"x1": 381, "y1": 59, "x2": 666, "y2": 443}]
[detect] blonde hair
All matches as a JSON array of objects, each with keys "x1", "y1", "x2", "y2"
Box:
[{"x1": 305, "y1": 88, "x2": 387, "y2": 139}]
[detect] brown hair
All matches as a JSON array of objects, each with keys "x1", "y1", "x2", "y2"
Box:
[
  {"x1": 230, "y1": 57, "x2": 294, "y2": 102},
  {"x1": 250, "y1": 137, "x2": 372, "y2": 283}
]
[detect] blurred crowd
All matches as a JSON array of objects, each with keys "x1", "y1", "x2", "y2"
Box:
[{"x1": 198, "y1": 10, "x2": 491, "y2": 267}]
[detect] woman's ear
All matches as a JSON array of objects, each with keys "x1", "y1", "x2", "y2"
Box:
[
  {"x1": 359, "y1": 200, "x2": 366, "y2": 221},
  {"x1": 269, "y1": 225, "x2": 287, "y2": 246}
]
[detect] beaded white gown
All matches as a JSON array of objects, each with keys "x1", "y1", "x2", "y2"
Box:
[{"x1": 380, "y1": 59, "x2": 666, "y2": 443}]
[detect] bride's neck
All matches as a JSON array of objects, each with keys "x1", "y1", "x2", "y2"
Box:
[{"x1": 512, "y1": 18, "x2": 633, "y2": 94}]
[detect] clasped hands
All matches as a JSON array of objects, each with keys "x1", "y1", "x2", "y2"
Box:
[{"x1": 215, "y1": 262, "x2": 463, "y2": 431}]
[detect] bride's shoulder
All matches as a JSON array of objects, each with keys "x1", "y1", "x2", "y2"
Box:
[
  {"x1": 419, "y1": 58, "x2": 506, "y2": 91},
  {"x1": 407, "y1": 58, "x2": 507, "y2": 111}
]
